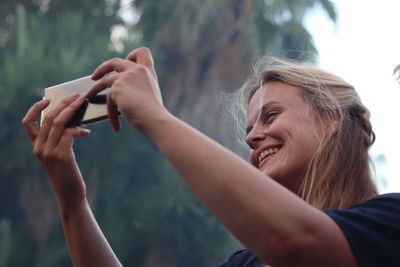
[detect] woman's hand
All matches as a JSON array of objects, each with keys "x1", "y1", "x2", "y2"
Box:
[
  {"x1": 22, "y1": 94, "x2": 90, "y2": 211},
  {"x1": 84, "y1": 47, "x2": 167, "y2": 134}
]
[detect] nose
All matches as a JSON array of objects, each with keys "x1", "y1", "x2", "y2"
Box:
[{"x1": 245, "y1": 126, "x2": 266, "y2": 149}]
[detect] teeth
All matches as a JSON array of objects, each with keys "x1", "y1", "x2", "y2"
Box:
[{"x1": 258, "y1": 147, "x2": 279, "y2": 163}]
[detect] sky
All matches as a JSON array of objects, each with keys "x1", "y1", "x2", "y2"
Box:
[{"x1": 306, "y1": 0, "x2": 400, "y2": 193}]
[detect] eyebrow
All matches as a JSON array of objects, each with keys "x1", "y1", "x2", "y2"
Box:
[{"x1": 246, "y1": 101, "x2": 281, "y2": 135}]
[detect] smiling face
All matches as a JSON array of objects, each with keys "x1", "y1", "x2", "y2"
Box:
[{"x1": 245, "y1": 81, "x2": 323, "y2": 193}]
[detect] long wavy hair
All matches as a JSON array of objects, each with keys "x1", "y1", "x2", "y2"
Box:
[{"x1": 234, "y1": 57, "x2": 377, "y2": 209}]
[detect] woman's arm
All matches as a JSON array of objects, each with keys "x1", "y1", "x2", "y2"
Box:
[
  {"x1": 146, "y1": 113, "x2": 357, "y2": 267},
  {"x1": 60, "y1": 198, "x2": 121, "y2": 267},
  {"x1": 22, "y1": 96, "x2": 122, "y2": 267},
  {"x1": 86, "y1": 47, "x2": 357, "y2": 267}
]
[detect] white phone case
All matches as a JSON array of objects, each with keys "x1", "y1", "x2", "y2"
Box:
[{"x1": 41, "y1": 76, "x2": 110, "y2": 126}]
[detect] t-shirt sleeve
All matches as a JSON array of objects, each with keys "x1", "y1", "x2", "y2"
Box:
[
  {"x1": 217, "y1": 248, "x2": 265, "y2": 267},
  {"x1": 323, "y1": 193, "x2": 400, "y2": 267}
]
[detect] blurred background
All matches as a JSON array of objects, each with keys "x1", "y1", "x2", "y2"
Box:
[{"x1": 0, "y1": 0, "x2": 398, "y2": 266}]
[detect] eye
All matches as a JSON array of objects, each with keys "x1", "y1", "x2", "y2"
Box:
[
  {"x1": 265, "y1": 111, "x2": 279, "y2": 124},
  {"x1": 245, "y1": 126, "x2": 253, "y2": 136}
]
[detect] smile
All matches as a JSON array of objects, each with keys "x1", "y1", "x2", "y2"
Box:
[{"x1": 258, "y1": 147, "x2": 280, "y2": 165}]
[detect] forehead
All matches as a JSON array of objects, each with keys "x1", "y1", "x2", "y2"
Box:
[{"x1": 247, "y1": 81, "x2": 307, "y2": 120}]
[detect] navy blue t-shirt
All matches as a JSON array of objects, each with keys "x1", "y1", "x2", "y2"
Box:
[
  {"x1": 218, "y1": 193, "x2": 400, "y2": 267},
  {"x1": 324, "y1": 193, "x2": 400, "y2": 267},
  {"x1": 218, "y1": 248, "x2": 265, "y2": 267}
]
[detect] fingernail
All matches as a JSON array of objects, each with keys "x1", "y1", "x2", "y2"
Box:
[
  {"x1": 81, "y1": 128, "x2": 91, "y2": 135},
  {"x1": 91, "y1": 73, "x2": 98, "y2": 81}
]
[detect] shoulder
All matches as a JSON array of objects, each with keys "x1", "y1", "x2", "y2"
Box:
[
  {"x1": 351, "y1": 192, "x2": 400, "y2": 207},
  {"x1": 325, "y1": 193, "x2": 400, "y2": 223},
  {"x1": 323, "y1": 193, "x2": 400, "y2": 267}
]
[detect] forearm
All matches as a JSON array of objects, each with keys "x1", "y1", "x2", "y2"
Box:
[
  {"x1": 59, "y1": 199, "x2": 122, "y2": 267},
  {"x1": 24, "y1": 84, "x2": 122, "y2": 267},
  {"x1": 43, "y1": 162, "x2": 121, "y2": 266},
  {"x1": 80, "y1": 47, "x2": 355, "y2": 266},
  {"x1": 142, "y1": 113, "x2": 328, "y2": 264}
]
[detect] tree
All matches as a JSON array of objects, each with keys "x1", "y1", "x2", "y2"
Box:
[
  {"x1": 0, "y1": 2, "x2": 125, "y2": 266},
  {"x1": 1, "y1": 1, "x2": 235, "y2": 265},
  {"x1": 130, "y1": 0, "x2": 337, "y2": 150},
  {"x1": 394, "y1": 64, "x2": 400, "y2": 83},
  {"x1": 0, "y1": 0, "x2": 337, "y2": 266}
]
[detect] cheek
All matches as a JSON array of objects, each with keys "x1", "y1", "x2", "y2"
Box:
[
  {"x1": 291, "y1": 128, "x2": 320, "y2": 164},
  {"x1": 282, "y1": 118, "x2": 318, "y2": 158}
]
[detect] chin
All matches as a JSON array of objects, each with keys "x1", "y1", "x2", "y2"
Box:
[
  {"x1": 262, "y1": 169, "x2": 292, "y2": 189},
  {"x1": 260, "y1": 166, "x2": 277, "y2": 179}
]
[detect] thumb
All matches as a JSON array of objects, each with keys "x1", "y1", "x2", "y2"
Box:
[{"x1": 126, "y1": 47, "x2": 156, "y2": 77}]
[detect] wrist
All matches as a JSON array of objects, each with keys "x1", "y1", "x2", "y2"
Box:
[
  {"x1": 45, "y1": 160, "x2": 88, "y2": 214},
  {"x1": 129, "y1": 107, "x2": 176, "y2": 138},
  {"x1": 58, "y1": 197, "x2": 89, "y2": 222}
]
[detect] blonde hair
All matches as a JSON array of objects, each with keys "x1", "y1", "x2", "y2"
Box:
[{"x1": 235, "y1": 57, "x2": 377, "y2": 209}]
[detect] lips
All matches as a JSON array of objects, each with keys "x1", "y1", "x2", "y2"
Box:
[{"x1": 256, "y1": 146, "x2": 282, "y2": 166}]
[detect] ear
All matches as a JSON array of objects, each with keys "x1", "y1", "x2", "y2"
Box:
[{"x1": 314, "y1": 110, "x2": 341, "y2": 138}]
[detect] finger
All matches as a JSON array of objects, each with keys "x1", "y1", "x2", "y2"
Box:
[
  {"x1": 107, "y1": 93, "x2": 121, "y2": 132},
  {"x1": 46, "y1": 97, "x2": 87, "y2": 148},
  {"x1": 55, "y1": 128, "x2": 90, "y2": 154},
  {"x1": 126, "y1": 47, "x2": 156, "y2": 76},
  {"x1": 91, "y1": 57, "x2": 132, "y2": 81},
  {"x1": 73, "y1": 127, "x2": 90, "y2": 137},
  {"x1": 22, "y1": 99, "x2": 51, "y2": 142},
  {"x1": 55, "y1": 128, "x2": 79, "y2": 156},
  {"x1": 84, "y1": 72, "x2": 119, "y2": 100},
  {"x1": 37, "y1": 93, "x2": 80, "y2": 145},
  {"x1": 73, "y1": 127, "x2": 91, "y2": 138}
]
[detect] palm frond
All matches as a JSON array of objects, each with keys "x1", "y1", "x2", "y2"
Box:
[
  {"x1": 393, "y1": 64, "x2": 400, "y2": 83},
  {"x1": 319, "y1": 0, "x2": 337, "y2": 22}
]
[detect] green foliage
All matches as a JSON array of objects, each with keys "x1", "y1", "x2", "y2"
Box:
[
  {"x1": 133, "y1": 0, "x2": 228, "y2": 48},
  {"x1": 394, "y1": 64, "x2": 400, "y2": 83},
  {"x1": 0, "y1": 2, "x2": 124, "y2": 266},
  {"x1": 0, "y1": 219, "x2": 11, "y2": 267},
  {"x1": 1, "y1": 2, "x2": 235, "y2": 264},
  {"x1": 0, "y1": 0, "x2": 336, "y2": 266},
  {"x1": 241, "y1": 0, "x2": 337, "y2": 61}
]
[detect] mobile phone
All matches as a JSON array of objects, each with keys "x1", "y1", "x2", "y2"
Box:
[{"x1": 40, "y1": 75, "x2": 111, "y2": 127}]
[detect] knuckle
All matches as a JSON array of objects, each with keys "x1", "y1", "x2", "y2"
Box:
[
  {"x1": 42, "y1": 149, "x2": 54, "y2": 160},
  {"x1": 110, "y1": 57, "x2": 121, "y2": 64},
  {"x1": 61, "y1": 97, "x2": 72, "y2": 105},
  {"x1": 135, "y1": 64, "x2": 148, "y2": 74},
  {"x1": 44, "y1": 113, "x2": 55, "y2": 122},
  {"x1": 123, "y1": 69, "x2": 136, "y2": 78},
  {"x1": 21, "y1": 117, "x2": 28, "y2": 126},
  {"x1": 51, "y1": 119, "x2": 63, "y2": 128},
  {"x1": 33, "y1": 145, "x2": 43, "y2": 157},
  {"x1": 113, "y1": 78, "x2": 124, "y2": 88},
  {"x1": 65, "y1": 128, "x2": 76, "y2": 136}
]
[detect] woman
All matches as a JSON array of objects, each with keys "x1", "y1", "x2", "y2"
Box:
[{"x1": 22, "y1": 47, "x2": 400, "y2": 266}]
